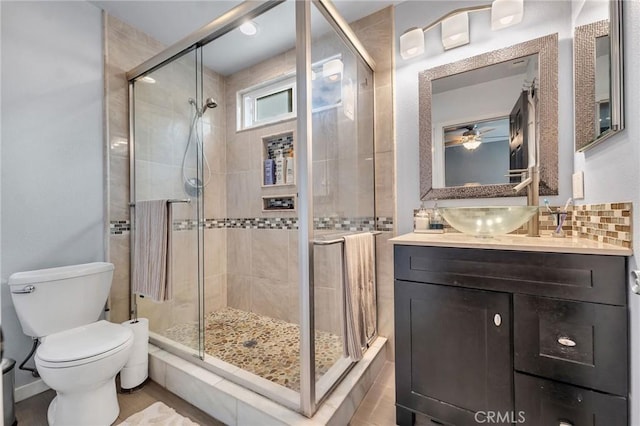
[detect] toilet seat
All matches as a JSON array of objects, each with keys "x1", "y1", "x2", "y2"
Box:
[{"x1": 36, "y1": 320, "x2": 133, "y2": 369}]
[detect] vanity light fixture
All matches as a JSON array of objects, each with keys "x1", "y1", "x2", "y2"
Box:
[
  {"x1": 399, "y1": 0, "x2": 524, "y2": 60},
  {"x1": 491, "y1": 0, "x2": 524, "y2": 30},
  {"x1": 239, "y1": 20, "x2": 258, "y2": 36},
  {"x1": 441, "y1": 12, "x2": 469, "y2": 50},
  {"x1": 322, "y1": 59, "x2": 343, "y2": 82},
  {"x1": 400, "y1": 27, "x2": 425, "y2": 60}
]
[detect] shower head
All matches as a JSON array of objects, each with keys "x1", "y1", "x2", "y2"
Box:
[
  {"x1": 201, "y1": 97, "x2": 218, "y2": 114},
  {"x1": 188, "y1": 97, "x2": 218, "y2": 116}
]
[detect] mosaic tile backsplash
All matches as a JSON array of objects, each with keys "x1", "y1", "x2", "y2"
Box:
[
  {"x1": 572, "y1": 202, "x2": 632, "y2": 248},
  {"x1": 110, "y1": 216, "x2": 393, "y2": 234},
  {"x1": 431, "y1": 202, "x2": 632, "y2": 249}
]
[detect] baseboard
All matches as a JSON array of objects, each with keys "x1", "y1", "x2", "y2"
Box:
[{"x1": 15, "y1": 378, "x2": 50, "y2": 402}]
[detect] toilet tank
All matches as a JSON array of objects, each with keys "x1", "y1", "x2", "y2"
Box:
[{"x1": 8, "y1": 262, "x2": 115, "y2": 338}]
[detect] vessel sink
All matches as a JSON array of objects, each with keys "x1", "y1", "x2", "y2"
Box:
[{"x1": 439, "y1": 206, "x2": 538, "y2": 237}]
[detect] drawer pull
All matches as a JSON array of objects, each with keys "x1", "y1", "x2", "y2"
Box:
[
  {"x1": 494, "y1": 314, "x2": 502, "y2": 327},
  {"x1": 558, "y1": 337, "x2": 576, "y2": 347},
  {"x1": 559, "y1": 422, "x2": 573, "y2": 426}
]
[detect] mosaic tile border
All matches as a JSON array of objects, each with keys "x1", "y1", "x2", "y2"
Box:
[
  {"x1": 111, "y1": 217, "x2": 394, "y2": 234},
  {"x1": 431, "y1": 202, "x2": 631, "y2": 249},
  {"x1": 110, "y1": 220, "x2": 130, "y2": 235}
]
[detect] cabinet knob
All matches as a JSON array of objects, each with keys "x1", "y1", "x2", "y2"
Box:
[
  {"x1": 558, "y1": 337, "x2": 576, "y2": 347},
  {"x1": 493, "y1": 314, "x2": 502, "y2": 327}
]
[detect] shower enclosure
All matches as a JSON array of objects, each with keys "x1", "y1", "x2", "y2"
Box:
[{"x1": 127, "y1": 0, "x2": 376, "y2": 416}]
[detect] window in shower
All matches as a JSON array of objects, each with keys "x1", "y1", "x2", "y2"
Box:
[
  {"x1": 237, "y1": 55, "x2": 343, "y2": 131},
  {"x1": 238, "y1": 74, "x2": 296, "y2": 130}
]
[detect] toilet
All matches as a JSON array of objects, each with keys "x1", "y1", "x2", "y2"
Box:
[{"x1": 9, "y1": 262, "x2": 134, "y2": 426}]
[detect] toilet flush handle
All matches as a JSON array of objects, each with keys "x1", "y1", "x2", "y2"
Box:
[{"x1": 11, "y1": 285, "x2": 35, "y2": 294}]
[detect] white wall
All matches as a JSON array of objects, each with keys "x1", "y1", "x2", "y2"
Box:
[
  {"x1": 573, "y1": 1, "x2": 640, "y2": 423},
  {"x1": 395, "y1": 0, "x2": 574, "y2": 234},
  {"x1": 1, "y1": 1, "x2": 104, "y2": 390}
]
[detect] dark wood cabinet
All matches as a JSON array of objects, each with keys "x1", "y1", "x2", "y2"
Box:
[
  {"x1": 395, "y1": 281, "x2": 512, "y2": 425},
  {"x1": 394, "y1": 245, "x2": 628, "y2": 426},
  {"x1": 515, "y1": 373, "x2": 627, "y2": 425}
]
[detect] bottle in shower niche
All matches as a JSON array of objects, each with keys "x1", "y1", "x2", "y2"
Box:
[
  {"x1": 274, "y1": 149, "x2": 285, "y2": 185},
  {"x1": 264, "y1": 158, "x2": 275, "y2": 185},
  {"x1": 285, "y1": 149, "x2": 294, "y2": 184}
]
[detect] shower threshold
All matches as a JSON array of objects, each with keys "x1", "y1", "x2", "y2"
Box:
[{"x1": 147, "y1": 336, "x2": 387, "y2": 424}]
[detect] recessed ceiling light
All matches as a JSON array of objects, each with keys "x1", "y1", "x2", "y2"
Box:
[{"x1": 239, "y1": 21, "x2": 258, "y2": 36}]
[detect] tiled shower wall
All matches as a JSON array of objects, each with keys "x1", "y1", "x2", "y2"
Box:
[
  {"x1": 351, "y1": 7, "x2": 396, "y2": 360},
  {"x1": 105, "y1": 13, "x2": 165, "y2": 324},
  {"x1": 105, "y1": 14, "x2": 227, "y2": 329}
]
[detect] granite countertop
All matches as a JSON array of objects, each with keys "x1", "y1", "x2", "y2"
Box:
[{"x1": 390, "y1": 232, "x2": 632, "y2": 256}]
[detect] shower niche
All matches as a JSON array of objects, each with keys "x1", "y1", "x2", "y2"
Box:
[{"x1": 261, "y1": 131, "x2": 295, "y2": 187}]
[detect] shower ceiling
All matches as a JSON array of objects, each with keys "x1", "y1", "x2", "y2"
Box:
[{"x1": 92, "y1": 0, "x2": 401, "y2": 76}]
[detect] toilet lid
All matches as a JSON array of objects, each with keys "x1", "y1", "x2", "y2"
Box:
[{"x1": 37, "y1": 320, "x2": 133, "y2": 363}]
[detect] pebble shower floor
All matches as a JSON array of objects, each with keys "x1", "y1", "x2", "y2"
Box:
[{"x1": 163, "y1": 307, "x2": 344, "y2": 391}]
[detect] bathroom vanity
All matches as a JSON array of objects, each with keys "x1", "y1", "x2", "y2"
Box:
[{"x1": 391, "y1": 233, "x2": 632, "y2": 426}]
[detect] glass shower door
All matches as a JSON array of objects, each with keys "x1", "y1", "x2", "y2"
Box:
[
  {"x1": 308, "y1": 0, "x2": 376, "y2": 407},
  {"x1": 132, "y1": 47, "x2": 206, "y2": 360}
]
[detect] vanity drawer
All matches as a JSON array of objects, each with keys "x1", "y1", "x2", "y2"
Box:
[
  {"x1": 515, "y1": 373, "x2": 627, "y2": 426},
  {"x1": 514, "y1": 294, "x2": 627, "y2": 396},
  {"x1": 394, "y1": 245, "x2": 626, "y2": 305}
]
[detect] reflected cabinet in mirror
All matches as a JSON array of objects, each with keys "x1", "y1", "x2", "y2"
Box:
[
  {"x1": 419, "y1": 34, "x2": 558, "y2": 200},
  {"x1": 574, "y1": 0, "x2": 624, "y2": 152}
]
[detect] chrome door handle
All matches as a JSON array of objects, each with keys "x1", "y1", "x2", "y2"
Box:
[{"x1": 11, "y1": 285, "x2": 35, "y2": 294}]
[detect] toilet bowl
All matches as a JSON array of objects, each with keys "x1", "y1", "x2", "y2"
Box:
[
  {"x1": 36, "y1": 321, "x2": 134, "y2": 426},
  {"x1": 8, "y1": 263, "x2": 134, "y2": 426}
]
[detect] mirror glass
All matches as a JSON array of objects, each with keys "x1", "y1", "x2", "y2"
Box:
[
  {"x1": 574, "y1": 0, "x2": 623, "y2": 151},
  {"x1": 432, "y1": 54, "x2": 538, "y2": 189},
  {"x1": 419, "y1": 34, "x2": 557, "y2": 200}
]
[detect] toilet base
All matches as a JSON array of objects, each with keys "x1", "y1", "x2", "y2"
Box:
[{"x1": 47, "y1": 377, "x2": 120, "y2": 426}]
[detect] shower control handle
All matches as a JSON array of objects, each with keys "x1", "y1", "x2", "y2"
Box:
[{"x1": 12, "y1": 285, "x2": 35, "y2": 294}]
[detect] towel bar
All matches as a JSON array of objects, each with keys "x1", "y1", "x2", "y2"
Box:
[
  {"x1": 313, "y1": 231, "x2": 382, "y2": 246},
  {"x1": 129, "y1": 199, "x2": 191, "y2": 207}
]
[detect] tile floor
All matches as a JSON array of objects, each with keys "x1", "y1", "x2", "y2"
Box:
[
  {"x1": 350, "y1": 361, "x2": 396, "y2": 425},
  {"x1": 15, "y1": 361, "x2": 399, "y2": 426},
  {"x1": 15, "y1": 380, "x2": 223, "y2": 426}
]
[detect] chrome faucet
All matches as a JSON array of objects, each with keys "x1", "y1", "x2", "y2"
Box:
[{"x1": 512, "y1": 166, "x2": 540, "y2": 237}]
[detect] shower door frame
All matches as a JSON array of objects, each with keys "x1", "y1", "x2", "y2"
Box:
[{"x1": 126, "y1": 0, "x2": 376, "y2": 417}]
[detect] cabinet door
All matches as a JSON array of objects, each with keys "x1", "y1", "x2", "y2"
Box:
[
  {"x1": 395, "y1": 280, "x2": 513, "y2": 426},
  {"x1": 515, "y1": 373, "x2": 627, "y2": 425}
]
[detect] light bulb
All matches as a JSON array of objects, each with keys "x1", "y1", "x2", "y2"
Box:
[{"x1": 239, "y1": 21, "x2": 258, "y2": 36}]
